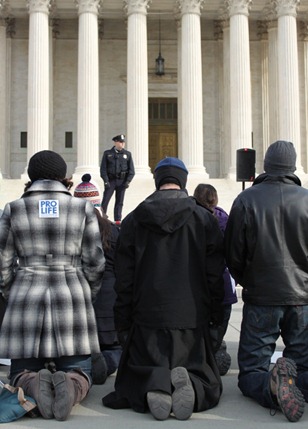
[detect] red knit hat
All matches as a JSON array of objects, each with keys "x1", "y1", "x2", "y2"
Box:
[{"x1": 74, "y1": 174, "x2": 101, "y2": 207}]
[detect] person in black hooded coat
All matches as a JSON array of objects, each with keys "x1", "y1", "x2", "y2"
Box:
[{"x1": 102, "y1": 157, "x2": 225, "y2": 421}]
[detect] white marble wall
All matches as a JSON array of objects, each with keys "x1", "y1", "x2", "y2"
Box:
[
  {"x1": 5, "y1": 16, "x2": 308, "y2": 178},
  {"x1": 10, "y1": 39, "x2": 28, "y2": 177},
  {"x1": 53, "y1": 38, "x2": 78, "y2": 177}
]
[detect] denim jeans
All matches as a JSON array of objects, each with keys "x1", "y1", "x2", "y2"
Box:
[
  {"x1": 10, "y1": 355, "x2": 92, "y2": 385},
  {"x1": 238, "y1": 303, "x2": 308, "y2": 407}
]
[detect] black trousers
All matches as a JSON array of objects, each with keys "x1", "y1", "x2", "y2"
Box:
[{"x1": 101, "y1": 179, "x2": 127, "y2": 221}]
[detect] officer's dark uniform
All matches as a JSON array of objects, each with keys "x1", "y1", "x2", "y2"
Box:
[{"x1": 100, "y1": 134, "x2": 135, "y2": 222}]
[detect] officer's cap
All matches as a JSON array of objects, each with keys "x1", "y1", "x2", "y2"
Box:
[{"x1": 112, "y1": 134, "x2": 125, "y2": 142}]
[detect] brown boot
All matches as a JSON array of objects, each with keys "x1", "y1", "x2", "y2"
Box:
[
  {"x1": 52, "y1": 370, "x2": 90, "y2": 421},
  {"x1": 14, "y1": 369, "x2": 54, "y2": 419},
  {"x1": 270, "y1": 357, "x2": 305, "y2": 422}
]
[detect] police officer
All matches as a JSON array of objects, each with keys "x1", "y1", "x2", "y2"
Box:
[{"x1": 100, "y1": 134, "x2": 135, "y2": 223}]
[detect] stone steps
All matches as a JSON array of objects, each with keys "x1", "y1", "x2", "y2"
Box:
[{"x1": 0, "y1": 176, "x2": 248, "y2": 216}]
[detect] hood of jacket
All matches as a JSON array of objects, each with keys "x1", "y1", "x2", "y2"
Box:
[
  {"x1": 252, "y1": 172, "x2": 301, "y2": 187},
  {"x1": 134, "y1": 189, "x2": 196, "y2": 234}
]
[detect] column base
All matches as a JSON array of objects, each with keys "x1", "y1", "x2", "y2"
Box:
[
  {"x1": 227, "y1": 171, "x2": 237, "y2": 181},
  {"x1": 21, "y1": 166, "x2": 29, "y2": 182},
  {"x1": 296, "y1": 170, "x2": 308, "y2": 184},
  {"x1": 187, "y1": 166, "x2": 209, "y2": 177},
  {"x1": 72, "y1": 167, "x2": 102, "y2": 197},
  {"x1": 74, "y1": 165, "x2": 100, "y2": 177},
  {"x1": 134, "y1": 166, "x2": 153, "y2": 176},
  {"x1": 295, "y1": 164, "x2": 305, "y2": 177}
]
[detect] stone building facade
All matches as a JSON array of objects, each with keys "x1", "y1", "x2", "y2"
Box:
[{"x1": 0, "y1": 0, "x2": 308, "y2": 180}]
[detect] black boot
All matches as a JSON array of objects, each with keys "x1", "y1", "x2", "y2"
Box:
[
  {"x1": 215, "y1": 340, "x2": 231, "y2": 376},
  {"x1": 91, "y1": 352, "x2": 108, "y2": 385}
]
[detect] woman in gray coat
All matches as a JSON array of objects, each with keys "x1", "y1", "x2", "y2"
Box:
[{"x1": 0, "y1": 150, "x2": 105, "y2": 421}]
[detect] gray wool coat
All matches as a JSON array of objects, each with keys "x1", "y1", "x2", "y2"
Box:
[{"x1": 0, "y1": 180, "x2": 105, "y2": 359}]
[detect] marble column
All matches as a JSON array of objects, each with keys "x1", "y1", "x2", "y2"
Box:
[
  {"x1": 0, "y1": 3, "x2": 12, "y2": 177},
  {"x1": 75, "y1": 0, "x2": 101, "y2": 176},
  {"x1": 227, "y1": 0, "x2": 252, "y2": 179},
  {"x1": 124, "y1": 0, "x2": 151, "y2": 175},
  {"x1": 0, "y1": 18, "x2": 6, "y2": 179},
  {"x1": 3, "y1": 17, "x2": 13, "y2": 179},
  {"x1": 223, "y1": 21, "x2": 231, "y2": 178},
  {"x1": 258, "y1": 21, "x2": 270, "y2": 159},
  {"x1": 267, "y1": 20, "x2": 279, "y2": 145},
  {"x1": 49, "y1": 18, "x2": 57, "y2": 154},
  {"x1": 176, "y1": 14, "x2": 182, "y2": 159},
  {"x1": 302, "y1": 22, "x2": 308, "y2": 172},
  {"x1": 26, "y1": 0, "x2": 51, "y2": 168},
  {"x1": 177, "y1": 0, "x2": 207, "y2": 175},
  {"x1": 276, "y1": 0, "x2": 303, "y2": 173},
  {"x1": 215, "y1": 18, "x2": 230, "y2": 178}
]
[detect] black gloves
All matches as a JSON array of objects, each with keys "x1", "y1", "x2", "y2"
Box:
[
  {"x1": 104, "y1": 182, "x2": 110, "y2": 189},
  {"x1": 210, "y1": 302, "x2": 224, "y2": 327},
  {"x1": 209, "y1": 323, "x2": 225, "y2": 353},
  {"x1": 123, "y1": 182, "x2": 130, "y2": 189},
  {"x1": 118, "y1": 330, "x2": 129, "y2": 348}
]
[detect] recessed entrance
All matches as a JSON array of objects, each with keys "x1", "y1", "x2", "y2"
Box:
[{"x1": 149, "y1": 98, "x2": 178, "y2": 172}]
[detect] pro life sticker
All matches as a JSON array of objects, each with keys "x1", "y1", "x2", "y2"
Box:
[{"x1": 39, "y1": 200, "x2": 59, "y2": 218}]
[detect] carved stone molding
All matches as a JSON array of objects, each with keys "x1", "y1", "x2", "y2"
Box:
[
  {"x1": 75, "y1": 0, "x2": 102, "y2": 15},
  {"x1": 226, "y1": 0, "x2": 252, "y2": 17},
  {"x1": 267, "y1": 19, "x2": 278, "y2": 30},
  {"x1": 0, "y1": 0, "x2": 8, "y2": 15},
  {"x1": 218, "y1": 3, "x2": 230, "y2": 22},
  {"x1": 27, "y1": 0, "x2": 52, "y2": 14},
  {"x1": 299, "y1": 20, "x2": 308, "y2": 41},
  {"x1": 5, "y1": 17, "x2": 15, "y2": 37},
  {"x1": 123, "y1": 0, "x2": 151, "y2": 16},
  {"x1": 174, "y1": 10, "x2": 181, "y2": 29},
  {"x1": 275, "y1": 0, "x2": 299, "y2": 18},
  {"x1": 51, "y1": 18, "x2": 60, "y2": 38},
  {"x1": 98, "y1": 18, "x2": 104, "y2": 39},
  {"x1": 257, "y1": 20, "x2": 269, "y2": 40},
  {"x1": 0, "y1": 0, "x2": 10, "y2": 19},
  {"x1": 214, "y1": 19, "x2": 229, "y2": 40},
  {"x1": 49, "y1": 0, "x2": 57, "y2": 19},
  {"x1": 262, "y1": 1, "x2": 277, "y2": 22},
  {"x1": 176, "y1": 0, "x2": 205, "y2": 16}
]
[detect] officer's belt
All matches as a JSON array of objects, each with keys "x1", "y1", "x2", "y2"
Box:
[
  {"x1": 110, "y1": 173, "x2": 127, "y2": 179},
  {"x1": 19, "y1": 254, "x2": 81, "y2": 267}
]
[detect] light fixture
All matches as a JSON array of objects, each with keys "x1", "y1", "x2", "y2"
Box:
[{"x1": 155, "y1": 14, "x2": 165, "y2": 76}]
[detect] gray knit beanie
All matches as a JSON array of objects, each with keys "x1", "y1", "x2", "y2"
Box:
[{"x1": 264, "y1": 140, "x2": 296, "y2": 175}]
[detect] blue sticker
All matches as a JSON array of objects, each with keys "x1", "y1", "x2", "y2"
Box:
[{"x1": 39, "y1": 200, "x2": 59, "y2": 218}]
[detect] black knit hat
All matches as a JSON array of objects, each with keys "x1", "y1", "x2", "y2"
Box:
[
  {"x1": 28, "y1": 150, "x2": 67, "y2": 182},
  {"x1": 154, "y1": 157, "x2": 188, "y2": 190},
  {"x1": 264, "y1": 140, "x2": 296, "y2": 175}
]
